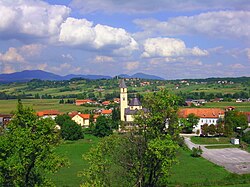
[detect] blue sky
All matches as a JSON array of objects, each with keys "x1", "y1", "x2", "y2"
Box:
[{"x1": 0, "y1": 0, "x2": 249, "y2": 79}]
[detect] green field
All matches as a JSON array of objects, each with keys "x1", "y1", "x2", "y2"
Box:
[
  {"x1": 0, "y1": 99, "x2": 95, "y2": 114},
  {"x1": 191, "y1": 136, "x2": 231, "y2": 145},
  {"x1": 202, "y1": 102, "x2": 250, "y2": 112},
  {"x1": 50, "y1": 136, "x2": 250, "y2": 187},
  {"x1": 50, "y1": 135, "x2": 99, "y2": 187}
]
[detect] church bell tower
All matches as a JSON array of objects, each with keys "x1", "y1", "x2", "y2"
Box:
[{"x1": 119, "y1": 79, "x2": 128, "y2": 121}]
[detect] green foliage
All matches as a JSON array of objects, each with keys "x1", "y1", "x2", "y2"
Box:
[
  {"x1": 224, "y1": 111, "x2": 248, "y2": 137},
  {"x1": 93, "y1": 116, "x2": 113, "y2": 137},
  {"x1": 0, "y1": 100, "x2": 66, "y2": 186},
  {"x1": 181, "y1": 113, "x2": 200, "y2": 133},
  {"x1": 56, "y1": 114, "x2": 84, "y2": 140},
  {"x1": 82, "y1": 89, "x2": 180, "y2": 187},
  {"x1": 242, "y1": 131, "x2": 250, "y2": 144},
  {"x1": 61, "y1": 120, "x2": 84, "y2": 140},
  {"x1": 191, "y1": 147, "x2": 203, "y2": 157}
]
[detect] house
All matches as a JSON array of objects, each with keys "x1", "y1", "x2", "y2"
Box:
[
  {"x1": 0, "y1": 114, "x2": 12, "y2": 128},
  {"x1": 102, "y1": 101, "x2": 111, "y2": 106},
  {"x1": 113, "y1": 98, "x2": 120, "y2": 104},
  {"x1": 37, "y1": 110, "x2": 61, "y2": 120},
  {"x1": 75, "y1": 99, "x2": 95, "y2": 106},
  {"x1": 72, "y1": 114, "x2": 90, "y2": 128},
  {"x1": 101, "y1": 109, "x2": 112, "y2": 116},
  {"x1": 178, "y1": 108, "x2": 225, "y2": 134}
]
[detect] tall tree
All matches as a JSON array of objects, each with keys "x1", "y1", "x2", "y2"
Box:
[
  {"x1": 81, "y1": 89, "x2": 180, "y2": 186},
  {"x1": 0, "y1": 100, "x2": 66, "y2": 186},
  {"x1": 224, "y1": 111, "x2": 248, "y2": 137}
]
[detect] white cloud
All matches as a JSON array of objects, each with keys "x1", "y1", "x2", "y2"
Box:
[
  {"x1": 62, "y1": 54, "x2": 74, "y2": 61},
  {"x1": 59, "y1": 17, "x2": 138, "y2": 55},
  {"x1": 246, "y1": 48, "x2": 250, "y2": 61},
  {"x1": 0, "y1": 0, "x2": 70, "y2": 39},
  {"x1": 2, "y1": 64, "x2": 15, "y2": 74},
  {"x1": 134, "y1": 11, "x2": 250, "y2": 40},
  {"x1": 94, "y1": 56, "x2": 114, "y2": 63},
  {"x1": 142, "y1": 37, "x2": 208, "y2": 58},
  {"x1": 125, "y1": 61, "x2": 140, "y2": 70},
  {"x1": 0, "y1": 47, "x2": 25, "y2": 63},
  {"x1": 71, "y1": 0, "x2": 250, "y2": 14}
]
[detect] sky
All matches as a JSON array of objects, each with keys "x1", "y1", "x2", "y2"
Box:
[{"x1": 0, "y1": 0, "x2": 250, "y2": 79}]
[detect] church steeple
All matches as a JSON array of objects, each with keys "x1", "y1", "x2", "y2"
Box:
[{"x1": 119, "y1": 79, "x2": 128, "y2": 121}]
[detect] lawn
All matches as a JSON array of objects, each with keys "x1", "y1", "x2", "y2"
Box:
[
  {"x1": 0, "y1": 99, "x2": 95, "y2": 114},
  {"x1": 50, "y1": 135, "x2": 99, "y2": 187},
  {"x1": 49, "y1": 136, "x2": 250, "y2": 187},
  {"x1": 205, "y1": 145, "x2": 239, "y2": 149},
  {"x1": 191, "y1": 136, "x2": 231, "y2": 145},
  {"x1": 168, "y1": 148, "x2": 250, "y2": 187}
]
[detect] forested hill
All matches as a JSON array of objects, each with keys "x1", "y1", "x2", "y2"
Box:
[{"x1": 0, "y1": 70, "x2": 164, "y2": 83}]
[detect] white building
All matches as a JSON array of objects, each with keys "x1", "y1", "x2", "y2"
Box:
[{"x1": 178, "y1": 108, "x2": 225, "y2": 134}]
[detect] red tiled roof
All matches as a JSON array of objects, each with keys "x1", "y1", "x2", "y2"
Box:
[
  {"x1": 68, "y1": 111, "x2": 79, "y2": 118},
  {"x1": 78, "y1": 114, "x2": 90, "y2": 119},
  {"x1": 178, "y1": 108, "x2": 224, "y2": 118},
  {"x1": 101, "y1": 110, "x2": 112, "y2": 115},
  {"x1": 93, "y1": 114, "x2": 99, "y2": 119},
  {"x1": 102, "y1": 101, "x2": 110, "y2": 105},
  {"x1": 37, "y1": 110, "x2": 60, "y2": 117},
  {"x1": 75, "y1": 99, "x2": 94, "y2": 105}
]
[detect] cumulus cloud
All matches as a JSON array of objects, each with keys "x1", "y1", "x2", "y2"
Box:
[
  {"x1": 59, "y1": 17, "x2": 138, "y2": 55},
  {"x1": 134, "y1": 11, "x2": 250, "y2": 40},
  {"x1": 94, "y1": 56, "x2": 114, "y2": 63},
  {"x1": 0, "y1": 0, "x2": 70, "y2": 40},
  {"x1": 125, "y1": 61, "x2": 140, "y2": 70},
  {"x1": 142, "y1": 37, "x2": 208, "y2": 58},
  {"x1": 0, "y1": 47, "x2": 25, "y2": 63},
  {"x1": 71, "y1": 0, "x2": 250, "y2": 14}
]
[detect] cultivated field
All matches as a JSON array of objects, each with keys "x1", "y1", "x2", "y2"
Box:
[{"x1": 0, "y1": 99, "x2": 95, "y2": 114}]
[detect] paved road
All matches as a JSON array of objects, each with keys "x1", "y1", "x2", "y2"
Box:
[{"x1": 184, "y1": 137, "x2": 250, "y2": 174}]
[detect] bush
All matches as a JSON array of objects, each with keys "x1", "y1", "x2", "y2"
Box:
[
  {"x1": 191, "y1": 147, "x2": 203, "y2": 157},
  {"x1": 242, "y1": 131, "x2": 250, "y2": 144}
]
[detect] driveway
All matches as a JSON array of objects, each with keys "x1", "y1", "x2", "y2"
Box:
[{"x1": 184, "y1": 137, "x2": 250, "y2": 174}]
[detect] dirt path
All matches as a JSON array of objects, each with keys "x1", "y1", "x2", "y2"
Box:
[{"x1": 184, "y1": 137, "x2": 250, "y2": 174}]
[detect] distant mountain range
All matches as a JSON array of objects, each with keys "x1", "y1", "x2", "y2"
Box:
[{"x1": 0, "y1": 70, "x2": 165, "y2": 82}]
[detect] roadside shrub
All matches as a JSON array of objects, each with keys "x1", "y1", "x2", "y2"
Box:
[
  {"x1": 191, "y1": 147, "x2": 203, "y2": 157},
  {"x1": 242, "y1": 131, "x2": 250, "y2": 144}
]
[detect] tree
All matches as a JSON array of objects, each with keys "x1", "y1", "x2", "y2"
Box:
[
  {"x1": 208, "y1": 124, "x2": 216, "y2": 136},
  {"x1": 201, "y1": 124, "x2": 209, "y2": 136},
  {"x1": 55, "y1": 114, "x2": 84, "y2": 140},
  {"x1": 93, "y1": 116, "x2": 113, "y2": 137},
  {"x1": 0, "y1": 100, "x2": 66, "y2": 186},
  {"x1": 181, "y1": 113, "x2": 199, "y2": 133},
  {"x1": 224, "y1": 111, "x2": 248, "y2": 137},
  {"x1": 81, "y1": 89, "x2": 180, "y2": 186}
]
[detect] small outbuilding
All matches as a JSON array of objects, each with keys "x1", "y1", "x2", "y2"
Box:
[{"x1": 231, "y1": 138, "x2": 240, "y2": 145}]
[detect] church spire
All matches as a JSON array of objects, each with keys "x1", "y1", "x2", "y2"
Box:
[{"x1": 119, "y1": 79, "x2": 127, "y2": 88}]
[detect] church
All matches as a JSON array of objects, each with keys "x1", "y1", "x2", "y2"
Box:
[{"x1": 119, "y1": 79, "x2": 147, "y2": 122}]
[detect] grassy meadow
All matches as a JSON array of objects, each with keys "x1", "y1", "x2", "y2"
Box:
[
  {"x1": 0, "y1": 99, "x2": 95, "y2": 114},
  {"x1": 202, "y1": 101, "x2": 250, "y2": 112},
  {"x1": 50, "y1": 135, "x2": 99, "y2": 187},
  {"x1": 50, "y1": 136, "x2": 250, "y2": 187}
]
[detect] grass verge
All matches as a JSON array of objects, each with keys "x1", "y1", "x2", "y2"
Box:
[
  {"x1": 191, "y1": 136, "x2": 230, "y2": 145},
  {"x1": 49, "y1": 134, "x2": 99, "y2": 187}
]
